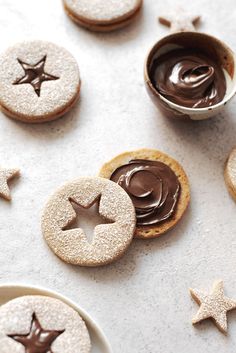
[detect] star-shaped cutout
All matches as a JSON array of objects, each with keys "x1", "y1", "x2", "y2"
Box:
[
  {"x1": 190, "y1": 280, "x2": 236, "y2": 334},
  {"x1": 63, "y1": 197, "x2": 115, "y2": 244},
  {"x1": 0, "y1": 167, "x2": 19, "y2": 201},
  {"x1": 8, "y1": 313, "x2": 64, "y2": 353},
  {"x1": 14, "y1": 56, "x2": 59, "y2": 97},
  {"x1": 159, "y1": 8, "x2": 200, "y2": 33}
]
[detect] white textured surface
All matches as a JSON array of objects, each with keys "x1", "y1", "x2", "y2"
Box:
[{"x1": 0, "y1": 0, "x2": 236, "y2": 352}]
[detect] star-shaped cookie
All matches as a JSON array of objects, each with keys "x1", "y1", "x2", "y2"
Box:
[
  {"x1": 0, "y1": 167, "x2": 19, "y2": 201},
  {"x1": 8, "y1": 313, "x2": 64, "y2": 353},
  {"x1": 159, "y1": 9, "x2": 200, "y2": 33},
  {"x1": 190, "y1": 280, "x2": 236, "y2": 334},
  {"x1": 14, "y1": 56, "x2": 59, "y2": 97}
]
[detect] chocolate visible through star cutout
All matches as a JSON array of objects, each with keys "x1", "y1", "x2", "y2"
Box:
[
  {"x1": 14, "y1": 56, "x2": 59, "y2": 97},
  {"x1": 8, "y1": 313, "x2": 64, "y2": 353}
]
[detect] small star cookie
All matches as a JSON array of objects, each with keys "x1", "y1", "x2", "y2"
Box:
[
  {"x1": 159, "y1": 9, "x2": 200, "y2": 33},
  {"x1": 190, "y1": 280, "x2": 236, "y2": 334},
  {"x1": 0, "y1": 168, "x2": 19, "y2": 201}
]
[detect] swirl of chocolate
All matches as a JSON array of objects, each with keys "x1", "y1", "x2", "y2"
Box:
[
  {"x1": 149, "y1": 49, "x2": 226, "y2": 108},
  {"x1": 110, "y1": 159, "x2": 180, "y2": 226}
]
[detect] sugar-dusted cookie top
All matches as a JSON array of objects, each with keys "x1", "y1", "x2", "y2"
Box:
[
  {"x1": 0, "y1": 295, "x2": 91, "y2": 353},
  {"x1": 0, "y1": 167, "x2": 19, "y2": 201},
  {"x1": 42, "y1": 177, "x2": 136, "y2": 266},
  {"x1": 64, "y1": 0, "x2": 141, "y2": 22},
  {"x1": 0, "y1": 41, "x2": 80, "y2": 123},
  {"x1": 190, "y1": 280, "x2": 236, "y2": 334},
  {"x1": 225, "y1": 147, "x2": 236, "y2": 202}
]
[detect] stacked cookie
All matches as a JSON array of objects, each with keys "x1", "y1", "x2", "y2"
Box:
[
  {"x1": 0, "y1": 41, "x2": 81, "y2": 123},
  {"x1": 63, "y1": 0, "x2": 143, "y2": 32},
  {"x1": 0, "y1": 295, "x2": 91, "y2": 353}
]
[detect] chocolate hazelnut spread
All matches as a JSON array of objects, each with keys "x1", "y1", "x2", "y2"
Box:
[
  {"x1": 14, "y1": 56, "x2": 59, "y2": 97},
  {"x1": 149, "y1": 49, "x2": 226, "y2": 108},
  {"x1": 110, "y1": 159, "x2": 180, "y2": 226},
  {"x1": 8, "y1": 313, "x2": 64, "y2": 353}
]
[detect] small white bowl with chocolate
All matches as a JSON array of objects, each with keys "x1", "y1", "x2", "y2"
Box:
[{"x1": 144, "y1": 13, "x2": 236, "y2": 120}]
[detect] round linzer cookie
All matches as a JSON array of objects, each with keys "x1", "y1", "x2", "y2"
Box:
[
  {"x1": 0, "y1": 295, "x2": 91, "y2": 353},
  {"x1": 63, "y1": 0, "x2": 143, "y2": 32},
  {"x1": 42, "y1": 177, "x2": 136, "y2": 266},
  {"x1": 225, "y1": 147, "x2": 236, "y2": 202},
  {"x1": 99, "y1": 149, "x2": 190, "y2": 239},
  {"x1": 0, "y1": 41, "x2": 81, "y2": 123}
]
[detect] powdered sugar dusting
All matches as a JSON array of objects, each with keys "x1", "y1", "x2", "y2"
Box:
[
  {"x1": 64, "y1": 0, "x2": 141, "y2": 22},
  {"x1": 42, "y1": 177, "x2": 136, "y2": 267},
  {"x1": 0, "y1": 41, "x2": 80, "y2": 122}
]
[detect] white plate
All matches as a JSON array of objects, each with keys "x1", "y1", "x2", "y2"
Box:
[{"x1": 0, "y1": 283, "x2": 113, "y2": 353}]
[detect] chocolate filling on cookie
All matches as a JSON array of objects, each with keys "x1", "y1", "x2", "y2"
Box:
[
  {"x1": 8, "y1": 313, "x2": 64, "y2": 353},
  {"x1": 110, "y1": 159, "x2": 180, "y2": 226},
  {"x1": 14, "y1": 56, "x2": 59, "y2": 97},
  {"x1": 149, "y1": 49, "x2": 226, "y2": 108}
]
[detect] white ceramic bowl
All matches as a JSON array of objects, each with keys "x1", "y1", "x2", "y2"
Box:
[
  {"x1": 0, "y1": 283, "x2": 113, "y2": 353},
  {"x1": 145, "y1": 31, "x2": 236, "y2": 120}
]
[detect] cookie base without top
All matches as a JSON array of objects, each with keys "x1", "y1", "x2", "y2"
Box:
[{"x1": 99, "y1": 148, "x2": 190, "y2": 239}]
